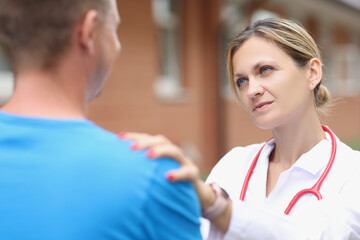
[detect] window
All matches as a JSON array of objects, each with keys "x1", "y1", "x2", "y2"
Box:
[
  {"x1": 152, "y1": 0, "x2": 184, "y2": 101},
  {"x1": 0, "y1": 46, "x2": 13, "y2": 105},
  {"x1": 330, "y1": 43, "x2": 360, "y2": 96},
  {"x1": 219, "y1": 0, "x2": 244, "y2": 101}
]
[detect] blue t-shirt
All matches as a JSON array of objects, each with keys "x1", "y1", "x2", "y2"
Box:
[{"x1": 0, "y1": 111, "x2": 202, "y2": 240}]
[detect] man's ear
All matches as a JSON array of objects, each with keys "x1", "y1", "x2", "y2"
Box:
[
  {"x1": 78, "y1": 10, "x2": 99, "y2": 55},
  {"x1": 307, "y1": 58, "x2": 322, "y2": 90}
]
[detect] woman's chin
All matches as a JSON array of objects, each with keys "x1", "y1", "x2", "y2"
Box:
[
  {"x1": 255, "y1": 123, "x2": 273, "y2": 130},
  {"x1": 251, "y1": 117, "x2": 279, "y2": 130}
]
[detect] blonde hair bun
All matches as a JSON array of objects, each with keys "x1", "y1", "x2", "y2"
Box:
[{"x1": 315, "y1": 84, "x2": 331, "y2": 107}]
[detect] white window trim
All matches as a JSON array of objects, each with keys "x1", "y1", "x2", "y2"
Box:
[
  {"x1": 152, "y1": 0, "x2": 187, "y2": 103},
  {"x1": 0, "y1": 71, "x2": 14, "y2": 105},
  {"x1": 0, "y1": 47, "x2": 13, "y2": 105}
]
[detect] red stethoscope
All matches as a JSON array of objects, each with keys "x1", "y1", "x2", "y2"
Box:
[{"x1": 239, "y1": 125, "x2": 337, "y2": 215}]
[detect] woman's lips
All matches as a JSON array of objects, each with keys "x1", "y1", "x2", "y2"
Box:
[{"x1": 253, "y1": 101, "x2": 273, "y2": 112}]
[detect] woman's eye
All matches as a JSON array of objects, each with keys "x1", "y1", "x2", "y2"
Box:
[
  {"x1": 259, "y1": 66, "x2": 273, "y2": 74},
  {"x1": 236, "y1": 78, "x2": 248, "y2": 88}
]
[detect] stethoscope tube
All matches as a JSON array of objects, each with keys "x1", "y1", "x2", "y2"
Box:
[{"x1": 239, "y1": 125, "x2": 337, "y2": 215}]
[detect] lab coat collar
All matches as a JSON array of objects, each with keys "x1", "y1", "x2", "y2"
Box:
[
  {"x1": 253, "y1": 139, "x2": 275, "y2": 173},
  {"x1": 254, "y1": 130, "x2": 335, "y2": 176},
  {"x1": 292, "y1": 135, "x2": 331, "y2": 175}
]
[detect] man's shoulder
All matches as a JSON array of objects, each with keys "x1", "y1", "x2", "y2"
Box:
[
  {"x1": 78, "y1": 131, "x2": 202, "y2": 238},
  {"x1": 73, "y1": 127, "x2": 189, "y2": 189},
  {"x1": 141, "y1": 157, "x2": 202, "y2": 239},
  {"x1": 79, "y1": 126, "x2": 183, "y2": 172}
]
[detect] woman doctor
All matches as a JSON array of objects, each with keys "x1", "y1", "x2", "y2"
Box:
[{"x1": 122, "y1": 18, "x2": 360, "y2": 239}]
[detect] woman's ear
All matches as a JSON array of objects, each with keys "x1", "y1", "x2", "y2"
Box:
[
  {"x1": 307, "y1": 58, "x2": 322, "y2": 90},
  {"x1": 78, "y1": 10, "x2": 99, "y2": 55}
]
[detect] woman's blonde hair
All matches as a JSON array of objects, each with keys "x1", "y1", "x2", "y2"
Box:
[{"x1": 226, "y1": 18, "x2": 330, "y2": 109}]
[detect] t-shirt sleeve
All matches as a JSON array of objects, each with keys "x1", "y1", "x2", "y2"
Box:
[{"x1": 142, "y1": 157, "x2": 202, "y2": 240}]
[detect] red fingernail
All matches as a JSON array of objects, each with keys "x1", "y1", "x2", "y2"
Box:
[
  {"x1": 146, "y1": 149, "x2": 155, "y2": 159},
  {"x1": 130, "y1": 143, "x2": 138, "y2": 150},
  {"x1": 166, "y1": 173, "x2": 174, "y2": 181},
  {"x1": 117, "y1": 132, "x2": 126, "y2": 139}
]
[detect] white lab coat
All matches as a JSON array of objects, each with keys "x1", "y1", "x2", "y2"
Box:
[{"x1": 202, "y1": 130, "x2": 360, "y2": 240}]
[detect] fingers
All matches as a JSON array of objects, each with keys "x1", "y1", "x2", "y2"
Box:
[
  {"x1": 147, "y1": 144, "x2": 187, "y2": 164},
  {"x1": 166, "y1": 165, "x2": 199, "y2": 183},
  {"x1": 118, "y1": 132, "x2": 150, "y2": 140},
  {"x1": 150, "y1": 144, "x2": 199, "y2": 183},
  {"x1": 118, "y1": 132, "x2": 187, "y2": 165},
  {"x1": 118, "y1": 131, "x2": 200, "y2": 183},
  {"x1": 148, "y1": 144, "x2": 199, "y2": 182},
  {"x1": 118, "y1": 132, "x2": 171, "y2": 151}
]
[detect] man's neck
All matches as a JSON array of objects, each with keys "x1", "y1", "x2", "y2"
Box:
[{"x1": 1, "y1": 68, "x2": 88, "y2": 119}]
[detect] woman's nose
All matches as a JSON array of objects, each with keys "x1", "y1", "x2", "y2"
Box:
[{"x1": 246, "y1": 78, "x2": 264, "y2": 99}]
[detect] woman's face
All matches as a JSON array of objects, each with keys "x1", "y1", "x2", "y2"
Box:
[{"x1": 232, "y1": 36, "x2": 314, "y2": 130}]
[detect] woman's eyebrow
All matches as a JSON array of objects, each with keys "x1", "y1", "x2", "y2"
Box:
[
  {"x1": 234, "y1": 60, "x2": 277, "y2": 78},
  {"x1": 252, "y1": 61, "x2": 272, "y2": 71},
  {"x1": 233, "y1": 62, "x2": 265, "y2": 77},
  {"x1": 234, "y1": 73, "x2": 246, "y2": 78}
]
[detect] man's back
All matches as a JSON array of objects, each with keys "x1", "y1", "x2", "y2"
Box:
[{"x1": 0, "y1": 111, "x2": 202, "y2": 239}]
